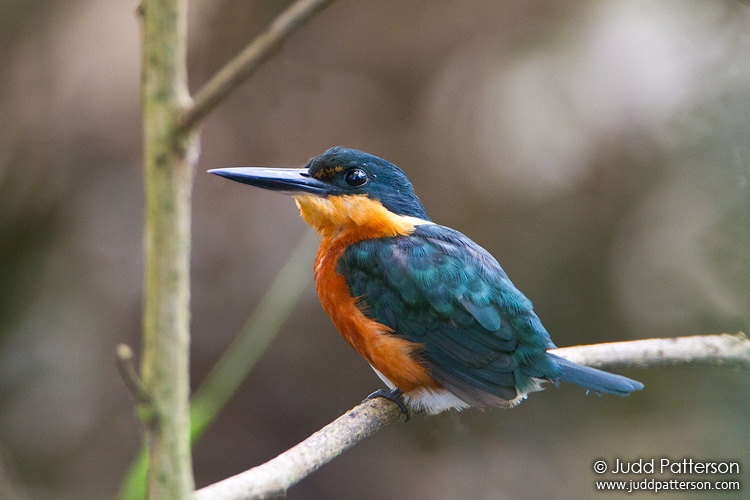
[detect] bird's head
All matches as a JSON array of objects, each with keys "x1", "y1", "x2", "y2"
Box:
[{"x1": 210, "y1": 147, "x2": 430, "y2": 238}]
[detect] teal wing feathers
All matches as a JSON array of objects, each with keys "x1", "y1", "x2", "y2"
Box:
[{"x1": 338, "y1": 224, "x2": 560, "y2": 407}]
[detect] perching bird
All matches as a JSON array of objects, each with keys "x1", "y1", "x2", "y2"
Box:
[{"x1": 209, "y1": 147, "x2": 643, "y2": 415}]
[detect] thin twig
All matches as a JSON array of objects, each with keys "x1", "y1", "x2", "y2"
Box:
[
  {"x1": 116, "y1": 344, "x2": 152, "y2": 405},
  {"x1": 177, "y1": 0, "x2": 336, "y2": 133},
  {"x1": 193, "y1": 332, "x2": 750, "y2": 500}
]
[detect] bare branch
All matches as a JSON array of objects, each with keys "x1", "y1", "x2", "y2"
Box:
[
  {"x1": 193, "y1": 333, "x2": 750, "y2": 499},
  {"x1": 551, "y1": 332, "x2": 750, "y2": 370},
  {"x1": 177, "y1": 0, "x2": 336, "y2": 133},
  {"x1": 193, "y1": 397, "x2": 407, "y2": 500}
]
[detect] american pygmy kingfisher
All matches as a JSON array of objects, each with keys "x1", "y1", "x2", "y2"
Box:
[{"x1": 210, "y1": 147, "x2": 643, "y2": 415}]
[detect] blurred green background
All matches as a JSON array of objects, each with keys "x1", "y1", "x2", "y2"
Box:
[{"x1": 0, "y1": 1, "x2": 748, "y2": 499}]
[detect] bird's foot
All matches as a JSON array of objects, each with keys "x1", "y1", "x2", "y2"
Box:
[{"x1": 365, "y1": 388, "x2": 411, "y2": 422}]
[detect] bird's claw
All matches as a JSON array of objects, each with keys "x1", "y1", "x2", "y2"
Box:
[{"x1": 365, "y1": 388, "x2": 411, "y2": 422}]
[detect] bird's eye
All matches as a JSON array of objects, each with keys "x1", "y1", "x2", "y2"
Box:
[{"x1": 344, "y1": 168, "x2": 368, "y2": 187}]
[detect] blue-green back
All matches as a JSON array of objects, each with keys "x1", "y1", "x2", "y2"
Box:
[{"x1": 338, "y1": 223, "x2": 561, "y2": 407}]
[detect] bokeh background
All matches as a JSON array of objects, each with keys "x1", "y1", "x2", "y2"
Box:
[{"x1": 1, "y1": 0, "x2": 748, "y2": 498}]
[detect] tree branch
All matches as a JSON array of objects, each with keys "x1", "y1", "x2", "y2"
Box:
[
  {"x1": 551, "y1": 332, "x2": 750, "y2": 370},
  {"x1": 123, "y1": 2, "x2": 336, "y2": 498},
  {"x1": 194, "y1": 397, "x2": 407, "y2": 500},
  {"x1": 193, "y1": 332, "x2": 750, "y2": 500},
  {"x1": 140, "y1": 0, "x2": 195, "y2": 497},
  {"x1": 176, "y1": 0, "x2": 336, "y2": 133}
]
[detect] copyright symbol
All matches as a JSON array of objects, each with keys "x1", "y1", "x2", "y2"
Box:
[{"x1": 593, "y1": 460, "x2": 608, "y2": 474}]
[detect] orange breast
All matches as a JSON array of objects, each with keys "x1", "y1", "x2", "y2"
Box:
[
  {"x1": 313, "y1": 238, "x2": 439, "y2": 392},
  {"x1": 294, "y1": 193, "x2": 440, "y2": 392}
]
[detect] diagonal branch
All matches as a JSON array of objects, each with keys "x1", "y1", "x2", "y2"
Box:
[
  {"x1": 193, "y1": 332, "x2": 750, "y2": 500},
  {"x1": 194, "y1": 398, "x2": 406, "y2": 500},
  {"x1": 177, "y1": 0, "x2": 336, "y2": 133}
]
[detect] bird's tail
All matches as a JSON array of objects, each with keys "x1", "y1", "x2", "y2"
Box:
[{"x1": 548, "y1": 354, "x2": 644, "y2": 395}]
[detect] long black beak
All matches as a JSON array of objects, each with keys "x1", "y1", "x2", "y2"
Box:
[{"x1": 208, "y1": 167, "x2": 336, "y2": 196}]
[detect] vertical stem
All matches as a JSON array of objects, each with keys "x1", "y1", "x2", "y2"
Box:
[{"x1": 140, "y1": 0, "x2": 195, "y2": 498}]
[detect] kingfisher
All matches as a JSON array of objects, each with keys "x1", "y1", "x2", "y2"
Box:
[{"x1": 209, "y1": 147, "x2": 643, "y2": 415}]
